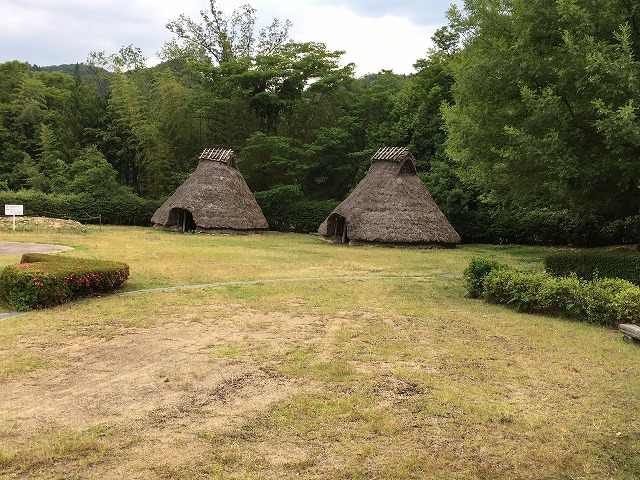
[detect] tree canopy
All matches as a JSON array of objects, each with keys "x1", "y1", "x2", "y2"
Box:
[
  {"x1": 443, "y1": 0, "x2": 640, "y2": 221},
  {"x1": 0, "y1": 0, "x2": 638, "y2": 244}
]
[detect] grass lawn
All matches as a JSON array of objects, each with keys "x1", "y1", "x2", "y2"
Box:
[{"x1": 0, "y1": 225, "x2": 638, "y2": 479}]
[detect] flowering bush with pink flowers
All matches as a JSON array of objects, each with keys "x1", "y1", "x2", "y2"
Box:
[{"x1": 0, "y1": 253, "x2": 129, "y2": 311}]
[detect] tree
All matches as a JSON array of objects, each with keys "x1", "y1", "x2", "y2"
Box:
[
  {"x1": 0, "y1": 62, "x2": 33, "y2": 183},
  {"x1": 443, "y1": 0, "x2": 640, "y2": 234},
  {"x1": 87, "y1": 45, "x2": 147, "y2": 73},
  {"x1": 238, "y1": 132, "x2": 303, "y2": 191},
  {"x1": 162, "y1": 3, "x2": 358, "y2": 199},
  {"x1": 163, "y1": 0, "x2": 292, "y2": 65},
  {"x1": 0, "y1": 65, "x2": 76, "y2": 190},
  {"x1": 403, "y1": 37, "x2": 492, "y2": 242},
  {"x1": 210, "y1": 41, "x2": 355, "y2": 134},
  {"x1": 67, "y1": 145, "x2": 132, "y2": 198},
  {"x1": 58, "y1": 64, "x2": 103, "y2": 161}
]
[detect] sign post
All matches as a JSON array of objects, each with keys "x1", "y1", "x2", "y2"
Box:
[{"x1": 4, "y1": 205, "x2": 24, "y2": 231}]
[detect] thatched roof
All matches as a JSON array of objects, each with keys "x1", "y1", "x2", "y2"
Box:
[
  {"x1": 151, "y1": 149, "x2": 268, "y2": 232},
  {"x1": 318, "y1": 147, "x2": 460, "y2": 246}
]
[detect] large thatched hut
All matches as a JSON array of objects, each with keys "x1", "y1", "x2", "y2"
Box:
[
  {"x1": 318, "y1": 147, "x2": 460, "y2": 246},
  {"x1": 151, "y1": 148, "x2": 268, "y2": 233}
]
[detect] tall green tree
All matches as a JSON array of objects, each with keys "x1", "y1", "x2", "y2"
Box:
[
  {"x1": 163, "y1": 0, "x2": 292, "y2": 65},
  {"x1": 67, "y1": 145, "x2": 132, "y2": 198},
  {"x1": 0, "y1": 66, "x2": 75, "y2": 190},
  {"x1": 391, "y1": 19, "x2": 493, "y2": 242},
  {"x1": 58, "y1": 64, "x2": 103, "y2": 161},
  {"x1": 210, "y1": 41, "x2": 354, "y2": 135},
  {"x1": 163, "y1": 2, "x2": 358, "y2": 199},
  {"x1": 106, "y1": 70, "x2": 188, "y2": 198},
  {"x1": 88, "y1": 44, "x2": 203, "y2": 198},
  {"x1": 443, "y1": 0, "x2": 640, "y2": 228},
  {"x1": 0, "y1": 62, "x2": 33, "y2": 182}
]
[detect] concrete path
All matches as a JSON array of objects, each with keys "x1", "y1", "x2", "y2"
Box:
[
  {"x1": 0, "y1": 312, "x2": 28, "y2": 320},
  {"x1": 0, "y1": 242, "x2": 72, "y2": 255}
]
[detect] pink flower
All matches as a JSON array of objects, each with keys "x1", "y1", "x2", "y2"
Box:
[{"x1": 10, "y1": 263, "x2": 33, "y2": 269}]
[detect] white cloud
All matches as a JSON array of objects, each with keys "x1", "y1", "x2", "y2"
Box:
[
  {"x1": 307, "y1": 0, "x2": 457, "y2": 27},
  {"x1": 288, "y1": 4, "x2": 433, "y2": 75},
  {"x1": 0, "y1": 0, "x2": 448, "y2": 74}
]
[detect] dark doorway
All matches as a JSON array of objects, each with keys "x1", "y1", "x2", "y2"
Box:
[
  {"x1": 326, "y1": 213, "x2": 348, "y2": 243},
  {"x1": 177, "y1": 209, "x2": 196, "y2": 232}
]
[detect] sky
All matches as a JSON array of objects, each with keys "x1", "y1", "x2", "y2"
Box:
[{"x1": 0, "y1": 0, "x2": 458, "y2": 76}]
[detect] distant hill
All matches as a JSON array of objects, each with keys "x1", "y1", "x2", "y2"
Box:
[
  {"x1": 30, "y1": 63, "x2": 97, "y2": 75},
  {"x1": 28, "y1": 62, "x2": 179, "y2": 76}
]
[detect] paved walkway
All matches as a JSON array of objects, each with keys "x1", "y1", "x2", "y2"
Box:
[
  {"x1": 0, "y1": 312, "x2": 28, "y2": 320},
  {"x1": 0, "y1": 241, "x2": 72, "y2": 255}
]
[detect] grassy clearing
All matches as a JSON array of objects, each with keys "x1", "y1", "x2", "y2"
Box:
[
  {"x1": 0, "y1": 226, "x2": 638, "y2": 479},
  {"x1": 0, "y1": 226, "x2": 478, "y2": 290}
]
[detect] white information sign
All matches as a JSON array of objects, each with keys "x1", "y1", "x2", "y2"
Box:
[
  {"x1": 5, "y1": 204, "x2": 24, "y2": 231},
  {"x1": 5, "y1": 204, "x2": 23, "y2": 216}
]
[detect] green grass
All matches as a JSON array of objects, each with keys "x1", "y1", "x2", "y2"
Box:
[
  {"x1": 0, "y1": 226, "x2": 639, "y2": 479},
  {"x1": 0, "y1": 226, "x2": 475, "y2": 291},
  {"x1": 0, "y1": 422, "x2": 111, "y2": 477}
]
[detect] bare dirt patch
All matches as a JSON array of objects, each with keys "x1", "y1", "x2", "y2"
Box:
[{"x1": 0, "y1": 307, "x2": 314, "y2": 477}]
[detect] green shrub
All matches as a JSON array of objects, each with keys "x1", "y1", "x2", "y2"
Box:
[
  {"x1": 535, "y1": 274, "x2": 582, "y2": 317},
  {"x1": 463, "y1": 256, "x2": 504, "y2": 298},
  {"x1": 576, "y1": 278, "x2": 637, "y2": 326},
  {"x1": 484, "y1": 207, "x2": 638, "y2": 247},
  {"x1": 0, "y1": 190, "x2": 161, "y2": 226},
  {"x1": 467, "y1": 258, "x2": 640, "y2": 327},
  {"x1": 504, "y1": 270, "x2": 548, "y2": 313},
  {"x1": 254, "y1": 185, "x2": 339, "y2": 233},
  {"x1": 613, "y1": 286, "x2": 640, "y2": 325},
  {"x1": 481, "y1": 268, "x2": 513, "y2": 304},
  {"x1": 0, "y1": 253, "x2": 129, "y2": 311},
  {"x1": 545, "y1": 250, "x2": 640, "y2": 285},
  {"x1": 483, "y1": 269, "x2": 584, "y2": 316}
]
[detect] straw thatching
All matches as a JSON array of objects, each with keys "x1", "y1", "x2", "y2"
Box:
[
  {"x1": 151, "y1": 149, "x2": 268, "y2": 233},
  {"x1": 318, "y1": 147, "x2": 460, "y2": 247}
]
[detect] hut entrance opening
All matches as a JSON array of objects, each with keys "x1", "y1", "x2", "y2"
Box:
[
  {"x1": 326, "y1": 213, "x2": 348, "y2": 243},
  {"x1": 173, "y1": 208, "x2": 196, "y2": 232}
]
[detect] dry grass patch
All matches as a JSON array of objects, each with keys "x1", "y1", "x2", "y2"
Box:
[
  {"x1": 0, "y1": 421, "x2": 112, "y2": 478},
  {"x1": 0, "y1": 225, "x2": 475, "y2": 291},
  {"x1": 0, "y1": 216, "x2": 87, "y2": 233},
  {"x1": 0, "y1": 227, "x2": 638, "y2": 478}
]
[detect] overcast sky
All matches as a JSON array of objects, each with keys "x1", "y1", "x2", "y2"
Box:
[{"x1": 1, "y1": 0, "x2": 458, "y2": 76}]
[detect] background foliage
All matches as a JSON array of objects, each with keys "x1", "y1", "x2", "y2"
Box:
[{"x1": 1, "y1": 0, "x2": 638, "y2": 245}]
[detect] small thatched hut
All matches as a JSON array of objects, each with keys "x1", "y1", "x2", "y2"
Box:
[
  {"x1": 318, "y1": 147, "x2": 460, "y2": 246},
  {"x1": 151, "y1": 148, "x2": 268, "y2": 233}
]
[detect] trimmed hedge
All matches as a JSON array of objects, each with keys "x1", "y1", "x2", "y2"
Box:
[
  {"x1": 254, "y1": 185, "x2": 339, "y2": 234},
  {"x1": 464, "y1": 256, "x2": 640, "y2": 326},
  {"x1": 545, "y1": 251, "x2": 640, "y2": 286},
  {"x1": 0, "y1": 190, "x2": 161, "y2": 226},
  {"x1": 261, "y1": 198, "x2": 339, "y2": 233},
  {"x1": 0, "y1": 253, "x2": 129, "y2": 311},
  {"x1": 481, "y1": 208, "x2": 639, "y2": 247}
]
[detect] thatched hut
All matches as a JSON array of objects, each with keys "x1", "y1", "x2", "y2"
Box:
[
  {"x1": 151, "y1": 148, "x2": 268, "y2": 233},
  {"x1": 318, "y1": 147, "x2": 460, "y2": 246}
]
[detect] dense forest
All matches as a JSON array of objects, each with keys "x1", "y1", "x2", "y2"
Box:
[{"x1": 1, "y1": 0, "x2": 639, "y2": 245}]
